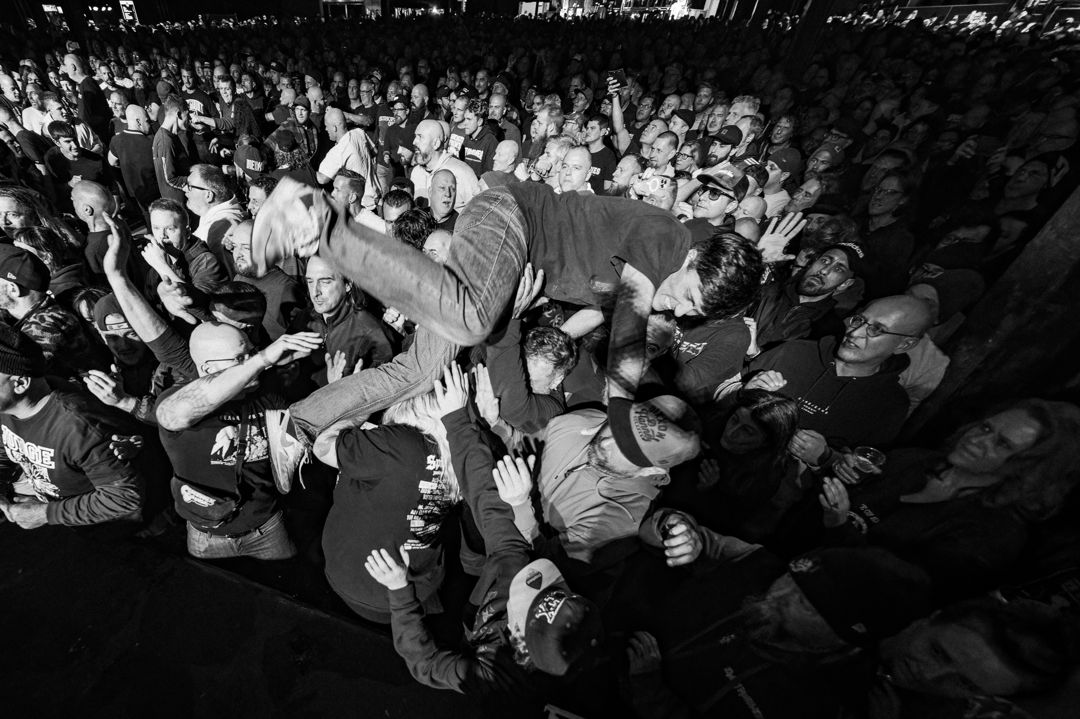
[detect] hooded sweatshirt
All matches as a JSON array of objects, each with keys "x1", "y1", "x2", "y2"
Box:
[
  {"x1": 749, "y1": 336, "x2": 909, "y2": 449},
  {"x1": 193, "y1": 197, "x2": 245, "y2": 273},
  {"x1": 460, "y1": 124, "x2": 498, "y2": 177}
]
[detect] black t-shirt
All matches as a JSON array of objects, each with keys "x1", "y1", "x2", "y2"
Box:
[
  {"x1": 0, "y1": 386, "x2": 144, "y2": 526},
  {"x1": 588, "y1": 145, "x2": 618, "y2": 194},
  {"x1": 508, "y1": 182, "x2": 691, "y2": 307},
  {"x1": 182, "y1": 89, "x2": 216, "y2": 135},
  {"x1": 78, "y1": 76, "x2": 109, "y2": 135},
  {"x1": 44, "y1": 147, "x2": 104, "y2": 186},
  {"x1": 323, "y1": 424, "x2": 456, "y2": 615},
  {"x1": 157, "y1": 386, "x2": 284, "y2": 535},
  {"x1": 109, "y1": 131, "x2": 158, "y2": 205}
]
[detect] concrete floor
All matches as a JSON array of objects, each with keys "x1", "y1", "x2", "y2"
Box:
[{"x1": 0, "y1": 520, "x2": 480, "y2": 719}]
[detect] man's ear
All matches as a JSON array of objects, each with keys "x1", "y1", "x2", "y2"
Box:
[
  {"x1": 780, "y1": 171, "x2": 790, "y2": 184},
  {"x1": 683, "y1": 248, "x2": 698, "y2": 268},
  {"x1": 835, "y1": 278, "x2": 855, "y2": 294},
  {"x1": 894, "y1": 336, "x2": 920, "y2": 354},
  {"x1": 11, "y1": 375, "x2": 31, "y2": 395}
]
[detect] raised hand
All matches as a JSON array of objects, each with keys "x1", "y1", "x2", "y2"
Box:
[
  {"x1": 101, "y1": 212, "x2": 131, "y2": 278},
  {"x1": 819, "y1": 477, "x2": 852, "y2": 529},
  {"x1": 325, "y1": 350, "x2": 347, "y2": 384},
  {"x1": 758, "y1": 212, "x2": 806, "y2": 263},
  {"x1": 492, "y1": 454, "x2": 535, "y2": 508},
  {"x1": 472, "y1": 363, "x2": 501, "y2": 427},
  {"x1": 512, "y1": 262, "x2": 546, "y2": 319},
  {"x1": 82, "y1": 366, "x2": 133, "y2": 408},
  {"x1": 364, "y1": 546, "x2": 411, "y2": 591},
  {"x1": 432, "y1": 363, "x2": 470, "y2": 417},
  {"x1": 260, "y1": 332, "x2": 324, "y2": 367}
]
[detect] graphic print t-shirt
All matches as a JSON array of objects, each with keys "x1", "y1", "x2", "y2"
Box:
[
  {"x1": 323, "y1": 424, "x2": 456, "y2": 613},
  {"x1": 0, "y1": 388, "x2": 143, "y2": 525},
  {"x1": 157, "y1": 386, "x2": 283, "y2": 534}
]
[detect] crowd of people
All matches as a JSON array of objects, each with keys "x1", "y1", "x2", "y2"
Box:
[{"x1": 0, "y1": 10, "x2": 1078, "y2": 718}]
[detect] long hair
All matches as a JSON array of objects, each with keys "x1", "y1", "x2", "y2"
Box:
[
  {"x1": 382, "y1": 391, "x2": 460, "y2": 503},
  {"x1": 948, "y1": 399, "x2": 1080, "y2": 522},
  {"x1": 734, "y1": 388, "x2": 800, "y2": 470},
  {"x1": 0, "y1": 186, "x2": 83, "y2": 249}
]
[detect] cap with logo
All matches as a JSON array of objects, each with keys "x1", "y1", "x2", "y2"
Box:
[
  {"x1": 818, "y1": 242, "x2": 868, "y2": 278},
  {"x1": 695, "y1": 166, "x2": 750, "y2": 203},
  {"x1": 607, "y1": 395, "x2": 702, "y2": 469},
  {"x1": 507, "y1": 559, "x2": 604, "y2": 676},
  {"x1": 708, "y1": 124, "x2": 743, "y2": 147},
  {"x1": 0, "y1": 245, "x2": 50, "y2": 293}
]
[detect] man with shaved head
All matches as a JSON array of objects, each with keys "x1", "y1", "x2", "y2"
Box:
[
  {"x1": 63, "y1": 53, "x2": 109, "y2": 139},
  {"x1": 745, "y1": 294, "x2": 935, "y2": 469},
  {"x1": 108, "y1": 104, "x2": 159, "y2": 223},
  {"x1": 316, "y1": 107, "x2": 378, "y2": 209},
  {"x1": 428, "y1": 169, "x2": 458, "y2": 230},
  {"x1": 71, "y1": 180, "x2": 120, "y2": 279},
  {"x1": 409, "y1": 118, "x2": 479, "y2": 211},
  {"x1": 156, "y1": 320, "x2": 323, "y2": 557}
]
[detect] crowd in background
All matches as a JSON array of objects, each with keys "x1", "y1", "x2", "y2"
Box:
[{"x1": 0, "y1": 11, "x2": 1078, "y2": 719}]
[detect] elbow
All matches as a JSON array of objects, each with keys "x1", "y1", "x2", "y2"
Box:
[{"x1": 155, "y1": 405, "x2": 194, "y2": 432}]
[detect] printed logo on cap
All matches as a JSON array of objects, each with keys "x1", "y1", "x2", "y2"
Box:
[
  {"x1": 533, "y1": 592, "x2": 567, "y2": 625},
  {"x1": 525, "y1": 569, "x2": 544, "y2": 590},
  {"x1": 789, "y1": 557, "x2": 819, "y2": 574},
  {"x1": 633, "y1": 405, "x2": 668, "y2": 443}
]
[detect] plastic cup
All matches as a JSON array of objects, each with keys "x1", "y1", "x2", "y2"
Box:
[{"x1": 852, "y1": 446, "x2": 886, "y2": 477}]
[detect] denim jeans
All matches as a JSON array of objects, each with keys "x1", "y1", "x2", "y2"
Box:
[
  {"x1": 290, "y1": 187, "x2": 528, "y2": 443},
  {"x1": 186, "y1": 511, "x2": 297, "y2": 560}
]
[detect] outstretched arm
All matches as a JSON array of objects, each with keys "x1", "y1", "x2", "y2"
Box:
[{"x1": 156, "y1": 332, "x2": 322, "y2": 431}]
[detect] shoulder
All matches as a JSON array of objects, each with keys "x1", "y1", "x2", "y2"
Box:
[{"x1": 338, "y1": 423, "x2": 427, "y2": 459}]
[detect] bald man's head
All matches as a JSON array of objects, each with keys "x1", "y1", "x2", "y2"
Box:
[
  {"x1": 63, "y1": 54, "x2": 87, "y2": 77},
  {"x1": 125, "y1": 104, "x2": 150, "y2": 134},
  {"x1": 493, "y1": 140, "x2": 519, "y2": 172},
  {"x1": 735, "y1": 196, "x2": 767, "y2": 222},
  {"x1": 414, "y1": 119, "x2": 448, "y2": 166},
  {"x1": 189, "y1": 322, "x2": 253, "y2": 377},
  {"x1": 71, "y1": 181, "x2": 116, "y2": 222},
  {"x1": 837, "y1": 294, "x2": 935, "y2": 367},
  {"x1": 323, "y1": 107, "x2": 347, "y2": 142}
]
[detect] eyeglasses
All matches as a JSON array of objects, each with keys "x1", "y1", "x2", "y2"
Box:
[
  {"x1": 844, "y1": 314, "x2": 920, "y2": 339},
  {"x1": 675, "y1": 152, "x2": 694, "y2": 161},
  {"x1": 183, "y1": 180, "x2": 213, "y2": 194},
  {"x1": 203, "y1": 351, "x2": 251, "y2": 371},
  {"x1": 700, "y1": 187, "x2": 735, "y2": 202}
]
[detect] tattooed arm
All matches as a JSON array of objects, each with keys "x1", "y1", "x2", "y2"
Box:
[{"x1": 156, "y1": 332, "x2": 323, "y2": 431}]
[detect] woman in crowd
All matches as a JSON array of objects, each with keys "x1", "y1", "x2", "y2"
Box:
[
  {"x1": 663, "y1": 389, "x2": 799, "y2": 541},
  {"x1": 820, "y1": 399, "x2": 1080, "y2": 601}
]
